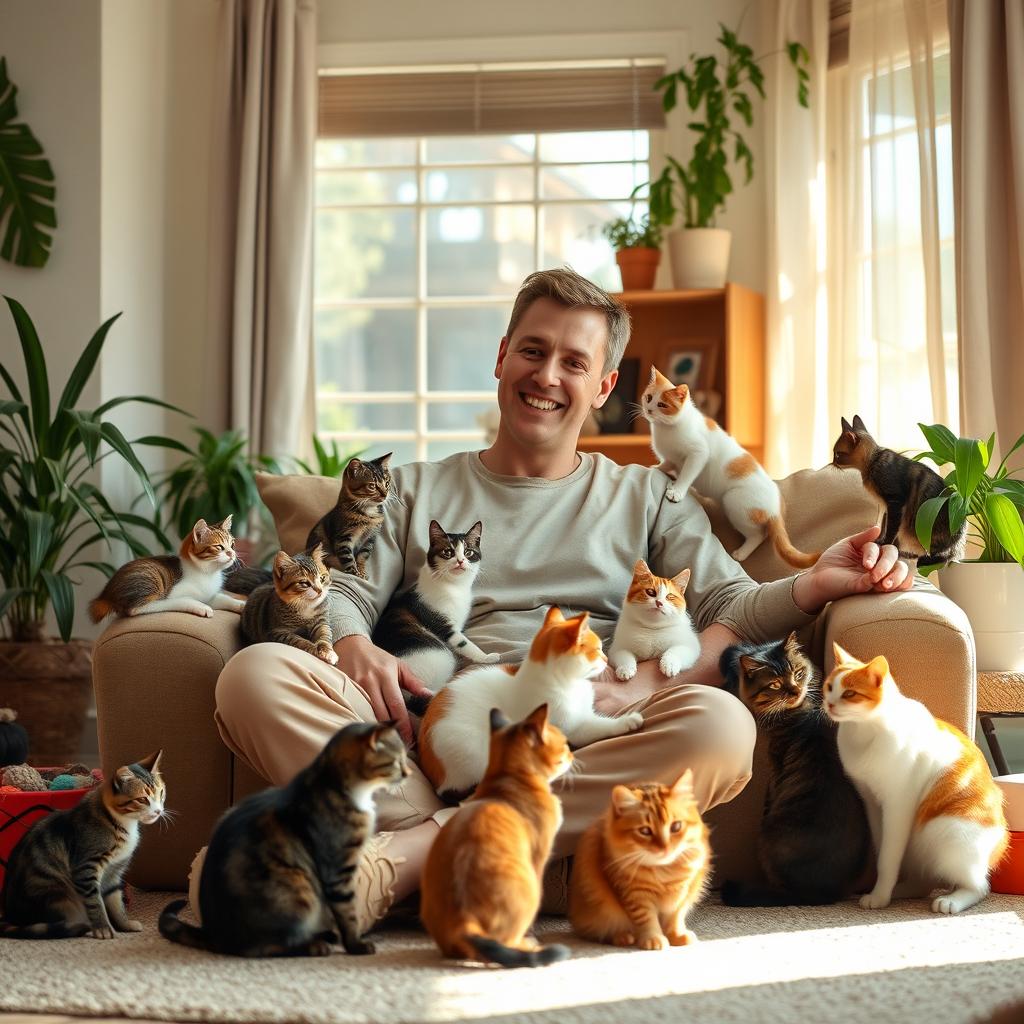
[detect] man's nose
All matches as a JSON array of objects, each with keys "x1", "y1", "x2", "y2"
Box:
[{"x1": 532, "y1": 358, "x2": 559, "y2": 388}]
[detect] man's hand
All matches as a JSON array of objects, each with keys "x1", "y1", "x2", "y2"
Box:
[
  {"x1": 793, "y1": 525, "x2": 913, "y2": 615},
  {"x1": 332, "y1": 634, "x2": 432, "y2": 745}
]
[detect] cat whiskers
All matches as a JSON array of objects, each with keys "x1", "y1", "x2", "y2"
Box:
[
  {"x1": 155, "y1": 806, "x2": 179, "y2": 833},
  {"x1": 559, "y1": 756, "x2": 585, "y2": 792},
  {"x1": 626, "y1": 402, "x2": 646, "y2": 425}
]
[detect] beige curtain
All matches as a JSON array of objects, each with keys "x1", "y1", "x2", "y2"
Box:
[
  {"x1": 948, "y1": 1, "x2": 1024, "y2": 463},
  {"x1": 206, "y1": 0, "x2": 317, "y2": 462},
  {"x1": 763, "y1": 0, "x2": 830, "y2": 476}
]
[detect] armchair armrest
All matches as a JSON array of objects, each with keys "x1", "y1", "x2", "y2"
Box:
[
  {"x1": 92, "y1": 610, "x2": 243, "y2": 890},
  {"x1": 811, "y1": 577, "x2": 976, "y2": 733}
]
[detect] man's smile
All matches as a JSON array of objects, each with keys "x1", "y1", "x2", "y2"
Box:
[{"x1": 519, "y1": 391, "x2": 565, "y2": 412}]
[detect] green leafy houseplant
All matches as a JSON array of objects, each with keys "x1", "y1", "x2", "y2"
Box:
[
  {"x1": 0, "y1": 297, "x2": 184, "y2": 642},
  {"x1": 601, "y1": 212, "x2": 663, "y2": 252},
  {"x1": 293, "y1": 435, "x2": 364, "y2": 478},
  {"x1": 914, "y1": 422, "x2": 1024, "y2": 573},
  {"x1": 645, "y1": 24, "x2": 810, "y2": 229}
]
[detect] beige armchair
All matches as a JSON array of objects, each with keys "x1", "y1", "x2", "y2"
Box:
[{"x1": 93, "y1": 463, "x2": 975, "y2": 890}]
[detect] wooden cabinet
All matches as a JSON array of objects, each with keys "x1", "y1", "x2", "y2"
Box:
[{"x1": 577, "y1": 283, "x2": 765, "y2": 466}]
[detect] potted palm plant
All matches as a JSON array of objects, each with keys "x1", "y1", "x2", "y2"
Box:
[
  {"x1": 0, "y1": 297, "x2": 183, "y2": 762},
  {"x1": 914, "y1": 422, "x2": 1024, "y2": 670},
  {"x1": 601, "y1": 212, "x2": 664, "y2": 291}
]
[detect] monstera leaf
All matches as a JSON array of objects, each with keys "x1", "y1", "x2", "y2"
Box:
[{"x1": 0, "y1": 58, "x2": 56, "y2": 268}]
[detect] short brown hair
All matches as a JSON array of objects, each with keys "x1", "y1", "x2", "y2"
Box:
[{"x1": 505, "y1": 267, "x2": 631, "y2": 373}]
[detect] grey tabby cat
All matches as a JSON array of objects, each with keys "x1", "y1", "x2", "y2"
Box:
[
  {"x1": 239, "y1": 545, "x2": 337, "y2": 665},
  {"x1": 0, "y1": 751, "x2": 166, "y2": 938}
]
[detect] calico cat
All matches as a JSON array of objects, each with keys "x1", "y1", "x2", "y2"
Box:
[
  {"x1": 826, "y1": 643, "x2": 1008, "y2": 914},
  {"x1": 569, "y1": 770, "x2": 710, "y2": 950},
  {"x1": 0, "y1": 751, "x2": 166, "y2": 939},
  {"x1": 641, "y1": 368, "x2": 818, "y2": 568},
  {"x1": 373, "y1": 520, "x2": 498, "y2": 695},
  {"x1": 719, "y1": 633, "x2": 871, "y2": 906},
  {"x1": 159, "y1": 721, "x2": 409, "y2": 957},
  {"x1": 608, "y1": 560, "x2": 700, "y2": 682},
  {"x1": 418, "y1": 606, "x2": 643, "y2": 800},
  {"x1": 89, "y1": 517, "x2": 245, "y2": 620},
  {"x1": 832, "y1": 415, "x2": 966, "y2": 566},
  {"x1": 420, "y1": 704, "x2": 572, "y2": 968},
  {"x1": 306, "y1": 453, "x2": 394, "y2": 578},
  {"x1": 239, "y1": 545, "x2": 337, "y2": 665}
]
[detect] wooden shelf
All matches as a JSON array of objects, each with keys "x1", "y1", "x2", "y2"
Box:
[{"x1": 612, "y1": 287, "x2": 726, "y2": 305}]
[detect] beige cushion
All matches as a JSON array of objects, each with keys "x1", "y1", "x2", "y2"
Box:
[{"x1": 255, "y1": 471, "x2": 339, "y2": 554}]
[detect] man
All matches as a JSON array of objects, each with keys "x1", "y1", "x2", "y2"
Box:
[{"x1": 209, "y1": 269, "x2": 912, "y2": 932}]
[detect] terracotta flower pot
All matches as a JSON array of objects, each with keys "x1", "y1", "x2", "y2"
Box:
[{"x1": 615, "y1": 247, "x2": 661, "y2": 291}]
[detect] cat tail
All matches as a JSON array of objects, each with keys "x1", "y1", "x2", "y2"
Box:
[
  {"x1": 765, "y1": 515, "x2": 819, "y2": 569},
  {"x1": 0, "y1": 919, "x2": 91, "y2": 939},
  {"x1": 466, "y1": 933, "x2": 571, "y2": 968},
  {"x1": 223, "y1": 566, "x2": 273, "y2": 595},
  {"x1": 158, "y1": 898, "x2": 211, "y2": 950},
  {"x1": 88, "y1": 596, "x2": 114, "y2": 623}
]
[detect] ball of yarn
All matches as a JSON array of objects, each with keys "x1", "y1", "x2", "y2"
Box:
[
  {"x1": 0, "y1": 785, "x2": 22, "y2": 794},
  {"x1": 68, "y1": 774, "x2": 94, "y2": 789},
  {"x1": 64, "y1": 762, "x2": 90, "y2": 777},
  {"x1": 1, "y1": 764, "x2": 47, "y2": 792},
  {"x1": 49, "y1": 774, "x2": 80, "y2": 791},
  {"x1": 90, "y1": 768, "x2": 104, "y2": 783}
]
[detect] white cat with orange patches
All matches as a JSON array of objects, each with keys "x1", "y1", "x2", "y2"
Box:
[
  {"x1": 825, "y1": 643, "x2": 1008, "y2": 914},
  {"x1": 418, "y1": 607, "x2": 643, "y2": 797},
  {"x1": 608, "y1": 560, "x2": 700, "y2": 681},
  {"x1": 640, "y1": 368, "x2": 817, "y2": 568}
]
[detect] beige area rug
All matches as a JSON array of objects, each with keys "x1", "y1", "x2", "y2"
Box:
[{"x1": 1, "y1": 892, "x2": 1023, "y2": 1024}]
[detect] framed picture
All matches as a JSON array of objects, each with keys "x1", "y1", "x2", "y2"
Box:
[
  {"x1": 596, "y1": 356, "x2": 640, "y2": 434},
  {"x1": 661, "y1": 338, "x2": 720, "y2": 392}
]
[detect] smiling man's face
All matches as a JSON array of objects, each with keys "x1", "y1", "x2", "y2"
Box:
[{"x1": 492, "y1": 297, "x2": 618, "y2": 462}]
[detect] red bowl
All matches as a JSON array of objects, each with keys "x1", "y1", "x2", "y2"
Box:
[{"x1": 992, "y1": 831, "x2": 1024, "y2": 896}]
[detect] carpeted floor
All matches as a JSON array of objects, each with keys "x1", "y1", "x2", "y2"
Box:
[{"x1": 1, "y1": 891, "x2": 1023, "y2": 1024}]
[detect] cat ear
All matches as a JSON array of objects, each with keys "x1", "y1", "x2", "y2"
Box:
[
  {"x1": 543, "y1": 606, "x2": 565, "y2": 627},
  {"x1": 840, "y1": 416, "x2": 853, "y2": 433},
  {"x1": 671, "y1": 567, "x2": 691, "y2": 594},
  {"x1": 832, "y1": 641, "x2": 857, "y2": 666},
  {"x1": 465, "y1": 521, "x2": 483, "y2": 546},
  {"x1": 739, "y1": 655, "x2": 760, "y2": 678},
  {"x1": 212, "y1": 514, "x2": 233, "y2": 533},
  {"x1": 852, "y1": 414, "x2": 867, "y2": 432},
  {"x1": 310, "y1": 542, "x2": 326, "y2": 564},
  {"x1": 866, "y1": 655, "x2": 889, "y2": 686},
  {"x1": 111, "y1": 766, "x2": 135, "y2": 794},
  {"x1": 611, "y1": 785, "x2": 641, "y2": 815},
  {"x1": 566, "y1": 612, "x2": 590, "y2": 644},
  {"x1": 368, "y1": 722, "x2": 396, "y2": 750},
  {"x1": 525, "y1": 703, "x2": 550, "y2": 735},
  {"x1": 137, "y1": 749, "x2": 163, "y2": 774},
  {"x1": 671, "y1": 768, "x2": 694, "y2": 798},
  {"x1": 633, "y1": 559, "x2": 653, "y2": 579},
  {"x1": 648, "y1": 365, "x2": 658, "y2": 384},
  {"x1": 191, "y1": 519, "x2": 209, "y2": 543},
  {"x1": 376, "y1": 452, "x2": 393, "y2": 468},
  {"x1": 784, "y1": 630, "x2": 800, "y2": 649},
  {"x1": 272, "y1": 551, "x2": 292, "y2": 577},
  {"x1": 675, "y1": 383, "x2": 690, "y2": 401},
  {"x1": 428, "y1": 520, "x2": 447, "y2": 548},
  {"x1": 489, "y1": 707, "x2": 511, "y2": 733}
]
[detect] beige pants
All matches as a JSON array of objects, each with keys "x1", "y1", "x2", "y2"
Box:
[{"x1": 214, "y1": 643, "x2": 755, "y2": 859}]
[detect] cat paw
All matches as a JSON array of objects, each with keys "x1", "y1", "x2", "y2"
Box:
[
  {"x1": 659, "y1": 653, "x2": 690, "y2": 677},
  {"x1": 614, "y1": 663, "x2": 637, "y2": 681},
  {"x1": 665, "y1": 487, "x2": 682, "y2": 503},
  {"x1": 307, "y1": 938, "x2": 334, "y2": 956},
  {"x1": 612, "y1": 932, "x2": 636, "y2": 947},
  {"x1": 667, "y1": 929, "x2": 697, "y2": 947},
  {"x1": 316, "y1": 646, "x2": 339, "y2": 666},
  {"x1": 638, "y1": 933, "x2": 669, "y2": 951},
  {"x1": 859, "y1": 889, "x2": 892, "y2": 910},
  {"x1": 345, "y1": 938, "x2": 376, "y2": 956},
  {"x1": 189, "y1": 603, "x2": 214, "y2": 618},
  {"x1": 482, "y1": 652, "x2": 501, "y2": 663},
  {"x1": 121, "y1": 920, "x2": 143, "y2": 933},
  {"x1": 620, "y1": 711, "x2": 644, "y2": 733},
  {"x1": 89, "y1": 926, "x2": 115, "y2": 940}
]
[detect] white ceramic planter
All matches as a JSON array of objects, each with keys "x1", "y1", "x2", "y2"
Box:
[
  {"x1": 667, "y1": 228, "x2": 732, "y2": 289},
  {"x1": 938, "y1": 561, "x2": 1024, "y2": 671}
]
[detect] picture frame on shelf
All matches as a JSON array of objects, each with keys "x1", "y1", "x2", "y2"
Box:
[
  {"x1": 661, "y1": 337, "x2": 719, "y2": 392},
  {"x1": 596, "y1": 356, "x2": 640, "y2": 434}
]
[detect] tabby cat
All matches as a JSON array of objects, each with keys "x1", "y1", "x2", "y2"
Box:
[
  {"x1": 832, "y1": 415, "x2": 966, "y2": 566},
  {"x1": 89, "y1": 517, "x2": 245, "y2": 620},
  {"x1": 569, "y1": 770, "x2": 710, "y2": 950},
  {"x1": 373, "y1": 519, "x2": 498, "y2": 696},
  {"x1": 239, "y1": 545, "x2": 337, "y2": 665},
  {"x1": 159, "y1": 721, "x2": 409, "y2": 957},
  {"x1": 420, "y1": 704, "x2": 572, "y2": 968},
  {"x1": 719, "y1": 633, "x2": 871, "y2": 906},
  {"x1": 0, "y1": 751, "x2": 166, "y2": 938}
]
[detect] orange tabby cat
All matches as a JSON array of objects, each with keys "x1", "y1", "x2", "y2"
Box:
[
  {"x1": 569, "y1": 770, "x2": 710, "y2": 950},
  {"x1": 420, "y1": 704, "x2": 573, "y2": 968}
]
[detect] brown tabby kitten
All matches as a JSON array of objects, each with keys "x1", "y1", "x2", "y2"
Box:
[
  {"x1": 159, "y1": 722, "x2": 409, "y2": 957},
  {"x1": 832, "y1": 415, "x2": 966, "y2": 566},
  {"x1": 1, "y1": 752, "x2": 166, "y2": 939},
  {"x1": 305, "y1": 453, "x2": 393, "y2": 578},
  {"x1": 239, "y1": 545, "x2": 337, "y2": 665},
  {"x1": 569, "y1": 771, "x2": 710, "y2": 950},
  {"x1": 420, "y1": 705, "x2": 572, "y2": 968},
  {"x1": 90, "y1": 516, "x2": 244, "y2": 620}
]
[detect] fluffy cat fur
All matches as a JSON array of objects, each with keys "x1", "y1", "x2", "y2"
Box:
[
  {"x1": 239, "y1": 544, "x2": 337, "y2": 665},
  {"x1": 373, "y1": 520, "x2": 498, "y2": 695},
  {"x1": 641, "y1": 368, "x2": 818, "y2": 568},
  {"x1": 159, "y1": 722, "x2": 409, "y2": 957},
  {"x1": 1, "y1": 752, "x2": 166, "y2": 939},
  {"x1": 420, "y1": 704, "x2": 572, "y2": 968},
  {"x1": 569, "y1": 770, "x2": 710, "y2": 950},
  {"x1": 832, "y1": 415, "x2": 966, "y2": 565},
  {"x1": 417, "y1": 606, "x2": 643, "y2": 800},
  {"x1": 826, "y1": 642, "x2": 1008, "y2": 914},
  {"x1": 89, "y1": 517, "x2": 244, "y2": 620},
  {"x1": 608, "y1": 559, "x2": 700, "y2": 682},
  {"x1": 719, "y1": 633, "x2": 871, "y2": 906}
]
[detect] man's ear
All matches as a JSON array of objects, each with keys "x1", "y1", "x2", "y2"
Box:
[
  {"x1": 591, "y1": 368, "x2": 619, "y2": 410},
  {"x1": 494, "y1": 336, "x2": 510, "y2": 381}
]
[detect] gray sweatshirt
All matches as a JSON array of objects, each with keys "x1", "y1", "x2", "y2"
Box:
[{"x1": 328, "y1": 451, "x2": 815, "y2": 660}]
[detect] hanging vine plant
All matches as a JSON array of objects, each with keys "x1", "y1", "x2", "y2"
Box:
[{"x1": 0, "y1": 57, "x2": 56, "y2": 268}]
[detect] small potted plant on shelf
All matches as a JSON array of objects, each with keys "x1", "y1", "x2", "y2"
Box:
[
  {"x1": 913, "y1": 422, "x2": 1024, "y2": 671},
  {"x1": 601, "y1": 212, "x2": 664, "y2": 291}
]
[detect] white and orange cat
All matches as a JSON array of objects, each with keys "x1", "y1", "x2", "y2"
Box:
[
  {"x1": 608, "y1": 560, "x2": 700, "y2": 681},
  {"x1": 418, "y1": 607, "x2": 644, "y2": 797},
  {"x1": 641, "y1": 367, "x2": 817, "y2": 568},
  {"x1": 825, "y1": 643, "x2": 1008, "y2": 914}
]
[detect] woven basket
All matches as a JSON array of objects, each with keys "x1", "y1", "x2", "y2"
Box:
[
  {"x1": 978, "y1": 671, "x2": 1024, "y2": 714},
  {"x1": 0, "y1": 640, "x2": 93, "y2": 766}
]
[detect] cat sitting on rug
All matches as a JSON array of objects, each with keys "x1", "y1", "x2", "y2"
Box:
[
  {"x1": 826, "y1": 643, "x2": 1008, "y2": 914},
  {"x1": 159, "y1": 722, "x2": 409, "y2": 957},
  {"x1": 1, "y1": 751, "x2": 166, "y2": 939},
  {"x1": 417, "y1": 606, "x2": 643, "y2": 801},
  {"x1": 89, "y1": 517, "x2": 244, "y2": 621},
  {"x1": 420, "y1": 704, "x2": 572, "y2": 968},
  {"x1": 832, "y1": 415, "x2": 966, "y2": 566},
  {"x1": 607, "y1": 559, "x2": 700, "y2": 682},
  {"x1": 569, "y1": 770, "x2": 710, "y2": 950},
  {"x1": 640, "y1": 368, "x2": 818, "y2": 568},
  {"x1": 719, "y1": 633, "x2": 871, "y2": 906}
]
